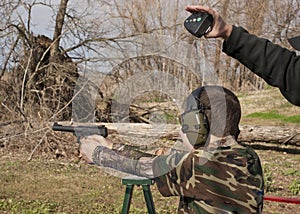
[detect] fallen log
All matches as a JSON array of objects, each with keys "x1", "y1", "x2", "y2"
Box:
[
  {"x1": 56, "y1": 122, "x2": 300, "y2": 146},
  {"x1": 238, "y1": 125, "x2": 300, "y2": 146}
]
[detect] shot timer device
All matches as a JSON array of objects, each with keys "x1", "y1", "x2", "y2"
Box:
[{"x1": 184, "y1": 12, "x2": 213, "y2": 38}]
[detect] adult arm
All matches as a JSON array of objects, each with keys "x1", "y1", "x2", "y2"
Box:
[
  {"x1": 186, "y1": 5, "x2": 300, "y2": 106},
  {"x1": 223, "y1": 26, "x2": 300, "y2": 106}
]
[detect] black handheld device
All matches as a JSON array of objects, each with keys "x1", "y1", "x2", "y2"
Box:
[{"x1": 184, "y1": 12, "x2": 213, "y2": 38}]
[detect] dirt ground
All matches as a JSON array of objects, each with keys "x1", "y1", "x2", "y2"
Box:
[{"x1": 0, "y1": 146, "x2": 299, "y2": 213}]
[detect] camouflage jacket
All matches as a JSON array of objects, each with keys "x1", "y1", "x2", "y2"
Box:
[
  {"x1": 152, "y1": 136, "x2": 264, "y2": 214},
  {"x1": 91, "y1": 136, "x2": 264, "y2": 213}
]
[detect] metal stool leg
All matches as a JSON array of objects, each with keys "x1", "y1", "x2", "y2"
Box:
[
  {"x1": 142, "y1": 184, "x2": 156, "y2": 214},
  {"x1": 121, "y1": 184, "x2": 134, "y2": 214},
  {"x1": 121, "y1": 176, "x2": 156, "y2": 214}
]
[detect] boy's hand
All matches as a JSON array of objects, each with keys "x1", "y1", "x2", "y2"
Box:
[{"x1": 80, "y1": 135, "x2": 113, "y2": 163}]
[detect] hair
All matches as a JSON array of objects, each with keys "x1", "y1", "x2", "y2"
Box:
[{"x1": 187, "y1": 85, "x2": 241, "y2": 139}]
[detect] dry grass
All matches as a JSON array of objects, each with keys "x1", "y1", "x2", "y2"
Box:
[
  {"x1": 238, "y1": 88, "x2": 300, "y2": 126},
  {"x1": 0, "y1": 148, "x2": 299, "y2": 213}
]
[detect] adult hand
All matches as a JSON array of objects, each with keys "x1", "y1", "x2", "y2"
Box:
[
  {"x1": 80, "y1": 135, "x2": 113, "y2": 163},
  {"x1": 185, "y1": 5, "x2": 232, "y2": 40}
]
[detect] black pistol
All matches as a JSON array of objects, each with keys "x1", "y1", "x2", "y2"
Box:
[{"x1": 52, "y1": 122, "x2": 108, "y2": 142}]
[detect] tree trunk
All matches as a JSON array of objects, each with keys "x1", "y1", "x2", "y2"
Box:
[{"x1": 51, "y1": 0, "x2": 69, "y2": 60}]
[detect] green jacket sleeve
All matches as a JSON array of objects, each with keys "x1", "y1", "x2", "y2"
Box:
[{"x1": 223, "y1": 26, "x2": 300, "y2": 106}]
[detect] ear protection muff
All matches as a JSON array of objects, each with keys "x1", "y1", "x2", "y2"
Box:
[
  {"x1": 180, "y1": 87, "x2": 210, "y2": 147},
  {"x1": 180, "y1": 107, "x2": 209, "y2": 147}
]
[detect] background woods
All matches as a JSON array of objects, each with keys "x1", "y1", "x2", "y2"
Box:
[{"x1": 0, "y1": 0, "x2": 299, "y2": 149}]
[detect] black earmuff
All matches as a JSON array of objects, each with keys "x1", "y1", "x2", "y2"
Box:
[
  {"x1": 180, "y1": 108, "x2": 209, "y2": 146},
  {"x1": 180, "y1": 109, "x2": 208, "y2": 133},
  {"x1": 181, "y1": 87, "x2": 210, "y2": 147}
]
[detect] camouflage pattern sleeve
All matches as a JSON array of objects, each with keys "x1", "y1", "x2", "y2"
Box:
[
  {"x1": 91, "y1": 143, "x2": 188, "y2": 178},
  {"x1": 92, "y1": 144, "x2": 156, "y2": 177},
  {"x1": 153, "y1": 137, "x2": 264, "y2": 213}
]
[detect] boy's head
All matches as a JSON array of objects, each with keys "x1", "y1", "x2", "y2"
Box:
[{"x1": 180, "y1": 85, "x2": 241, "y2": 148}]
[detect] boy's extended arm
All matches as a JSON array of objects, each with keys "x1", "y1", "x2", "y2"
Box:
[
  {"x1": 80, "y1": 135, "x2": 155, "y2": 177},
  {"x1": 80, "y1": 135, "x2": 188, "y2": 178}
]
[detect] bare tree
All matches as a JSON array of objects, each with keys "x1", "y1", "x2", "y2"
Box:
[
  {"x1": 0, "y1": 0, "x2": 299, "y2": 127},
  {"x1": 0, "y1": 1, "x2": 72, "y2": 128}
]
